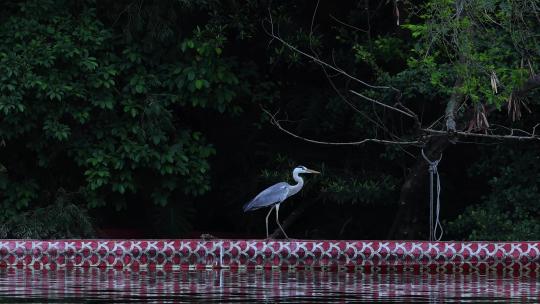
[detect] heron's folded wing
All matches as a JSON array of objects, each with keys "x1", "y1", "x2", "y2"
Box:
[{"x1": 243, "y1": 182, "x2": 289, "y2": 212}]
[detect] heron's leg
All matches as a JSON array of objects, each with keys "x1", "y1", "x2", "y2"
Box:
[
  {"x1": 275, "y1": 204, "x2": 289, "y2": 239},
  {"x1": 265, "y1": 205, "x2": 275, "y2": 239}
]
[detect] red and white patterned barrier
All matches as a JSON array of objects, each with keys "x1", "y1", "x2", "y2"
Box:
[{"x1": 0, "y1": 240, "x2": 538, "y2": 274}]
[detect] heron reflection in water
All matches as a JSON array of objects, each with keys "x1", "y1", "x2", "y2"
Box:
[{"x1": 243, "y1": 166, "x2": 320, "y2": 239}]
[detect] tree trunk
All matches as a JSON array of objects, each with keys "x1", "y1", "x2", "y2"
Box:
[{"x1": 387, "y1": 73, "x2": 468, "y2": 240}]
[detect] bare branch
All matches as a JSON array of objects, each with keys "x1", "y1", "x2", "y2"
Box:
[
  {"x1": 309, "y1": 0, "x2": 320, "y2": 42},
  {"x1": 321, "y1": 62, "x2": 399, "y2": 139},
  {"x1": 489, "y1": 124, "x2": 537, "y2": 137},
  {"x1": 263, "y1": 108, "x2": 421, "y2": 146},
  {"x1": 264, "y1": 7, "x2": 540, "y2": 148},
  {"x1": 266, "y1": 6, "x2": 418, "y2": 150},
  {"x1": 423, "y1": 128, "x2": 540, "y2": 141},
  {"x1": 533, "y1": 123, "x2": 540, "y2": 135},
  {"x1": 329, "y1": 14, "x2": 369, "y2": 33},
  {"x1": 314, "y1": 48, "x2": 416, "y2": 157},
  {"x1": 349, "y1": 90, "x2": 417, "y2": 119},
  {"x1": 264, "y1": 9, "x2": 400, "y2": 94}
]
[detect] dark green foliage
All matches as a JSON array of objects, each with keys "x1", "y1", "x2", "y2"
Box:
[
  {"x1": 447, "y1": 146, "x2": 540, "y2": 240},
  {"x1": 0, "y1": 0, "x2": 248, "y2": 224},
  {"x1": 401, "y1": 0, "x2": 540, "y2": 108},
  {"x1": 320, "y1": 173, "x2": 397, "y2": 205},
  {"x1": 0, "y1": 190, "x2": 94, "y2": 238}
]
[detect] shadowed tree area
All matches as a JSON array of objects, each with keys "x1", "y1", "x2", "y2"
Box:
[{"x1": 0, "y1": 0, "x2": 538, "y2": 240}]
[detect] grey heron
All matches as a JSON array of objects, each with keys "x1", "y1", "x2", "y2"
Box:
[{"x1": 243, "y1": 166, "x2": 320, "y2": 239}]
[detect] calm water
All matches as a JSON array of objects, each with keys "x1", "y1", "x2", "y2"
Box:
[{"x1": 0, "y1": 268, "x2": 538, "y2": 303}]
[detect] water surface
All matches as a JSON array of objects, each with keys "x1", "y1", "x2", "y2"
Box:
[{"x1": 0, "y1": 268, "x2": 537, "y2": 303}]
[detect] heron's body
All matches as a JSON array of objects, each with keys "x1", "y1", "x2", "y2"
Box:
[
  {"x1": 243, "y1": 166, "x2": 319, "y2": 238},
  {"x1": 243, "y1": 182, "x2": 289, "y2": 211}
]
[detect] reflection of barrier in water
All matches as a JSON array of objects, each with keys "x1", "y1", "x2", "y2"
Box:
[
  {"x1": 0, "y1": 268, "x2": 538, "y2": 302},
  {"x1": 0, "y1": 240, "x2": 538, "y2": 274}
]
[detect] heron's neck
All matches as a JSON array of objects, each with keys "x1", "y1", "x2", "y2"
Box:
[{"x1": 288, "y1": 171, "x2": 304, "y2": 196}]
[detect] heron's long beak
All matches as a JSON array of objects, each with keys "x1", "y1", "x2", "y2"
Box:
[{"x1": 306, "y1": 169, "x2": 320, "y2": 174}]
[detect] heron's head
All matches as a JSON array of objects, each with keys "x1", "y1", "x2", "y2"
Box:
[{"x1": 294, "y1": 165, "x2": 320, "y2": 175}]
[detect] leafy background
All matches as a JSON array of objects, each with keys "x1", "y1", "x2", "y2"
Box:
[{"x1": 0, "y1": 0, "x2": 538, "y2": 240}]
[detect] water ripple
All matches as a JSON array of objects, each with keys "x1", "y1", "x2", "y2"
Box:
[{"x1": 0, "y1": 268, "x2": 537, "y2": 303}]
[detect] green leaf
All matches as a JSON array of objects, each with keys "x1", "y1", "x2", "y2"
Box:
[{"x1": 195, "y1": 79, "x2": 204, "y2": 90}]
